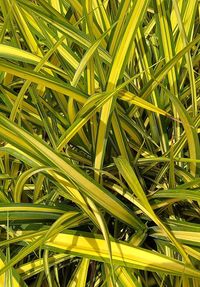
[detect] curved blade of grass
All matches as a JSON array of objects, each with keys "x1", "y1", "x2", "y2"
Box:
[
  {"x1": 0, "y1": 44, "x2": 63, "y2": 74},
  {"x1": 13, "y1": 166, "x2": 57, "y2": 203},
  {"x1": 0, "y1": 203, "x2": 75, "y2": 224},
  {"x1": 0, "y1": 61, "x2": 87, "y2": 104},
  {"x1": 42, "y1": 231, "x2": 200, "y2": 278},
  {"x1": 0, "y1": 203, "x2": 68, "y2": 214}
]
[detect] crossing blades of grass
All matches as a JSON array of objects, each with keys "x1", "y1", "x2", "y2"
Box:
[{"x1": 0, "y1": 1, "x2": 199, "y2": 286}]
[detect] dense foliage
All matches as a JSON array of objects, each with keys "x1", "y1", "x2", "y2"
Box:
[{"x1": 0, "y1": 0, "x2": 199, "y2": 286}]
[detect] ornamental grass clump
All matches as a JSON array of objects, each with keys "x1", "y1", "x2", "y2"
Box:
[{"x1": 0, "y1": 0, "x2": 199, "y2": 286}]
